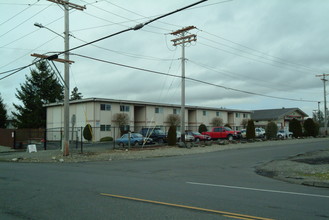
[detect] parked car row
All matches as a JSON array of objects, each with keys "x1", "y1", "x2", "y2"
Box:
[
  {"x1": 240, "y1": 127, "x2": 293, "y2": 139},
  {"x1": 116, "y1": 126, "x2": 297, "y2": 147},
  {"x1": 115, "y1": 128, "x2": 214, "y2": 147}
]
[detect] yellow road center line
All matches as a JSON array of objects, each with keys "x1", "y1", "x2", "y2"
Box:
[
  {"x1": 100, "y1": 193, "x2": 274, "y2": 220},
  {"x1": 223, "y1": 214, "x2": 257, "y2": 220}
]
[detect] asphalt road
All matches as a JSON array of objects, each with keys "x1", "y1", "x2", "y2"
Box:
[{"x1": 1, "y1": 140, "x2": 329, "y2": 220}]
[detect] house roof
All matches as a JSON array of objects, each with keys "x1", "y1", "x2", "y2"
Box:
[
  {"x1": 251, "y1": 108, "x2": 308, "y2": 121},
  {"x1": 44, "y1": 97, "x2": 252, "y2": 113}
]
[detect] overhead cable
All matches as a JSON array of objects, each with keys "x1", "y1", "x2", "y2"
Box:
[
  {"x1": 55, "y1": 0, "x2": 208, "y2": 56},
  {"x1": 71, "y1": 53, "x2": 320, "y2": 103}
]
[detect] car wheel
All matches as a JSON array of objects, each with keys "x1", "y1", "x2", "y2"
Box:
[
  {"x1": 134, "y1": 141, "x2": 139, "y2": 147},
  {"x1": 158, "y1": 139, "x2": 164, "y2": 144},
  {"x1": 227, "y1": 135, "x2": 233, "y2": 141},
  {"x1": 119, "y1": 142, "x2": 124, "y2": 148},
  {"x1": 195, "y1": 138, "x2": 200, "y2": 142}
]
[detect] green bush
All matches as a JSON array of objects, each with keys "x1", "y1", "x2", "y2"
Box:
[
  {"x1": 198, "y1": 123, "x2": 207, "y2": 133},
  {"x1": 246, "y1": 120, "x2": 256, "y2": 139},
  {"x1": 289, "y1": 118, "x2": 302, "y2": 138},
  {"x1": 100, "y1": 136, "x2": 113, "y2": 142},
  {"x1": 303, "y1": 118, "x2": 318, "y2": 137},
  {"x1": 266, "y1": 121, "x2": 278, "y2": 140},
  {"x1": 167, "y1": 126, "x2": 177, "y2": 146},
  {"x1": 83, "y1": 124, "x2": 93, "y2": 141}
]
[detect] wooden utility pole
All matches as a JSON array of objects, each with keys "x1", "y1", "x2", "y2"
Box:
[
  {"x1": 316, "y1": 73, "x2": 329, "y2": 135},
  {"x1": 171, "y1": 26, "x2": 197, "y2": 144},
  {"x1": 46, "y1": 0, "x2": 85, "y2": 155}
]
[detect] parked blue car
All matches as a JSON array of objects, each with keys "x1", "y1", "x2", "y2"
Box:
[{"x1": 115, "y1": 133, "x2": 154, "y2": 147}]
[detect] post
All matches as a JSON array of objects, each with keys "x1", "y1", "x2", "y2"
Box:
[
  {"x1": 62, "y1": 2, "x2": 70, "y2": 156},
  {"x1": 180, "y1": 34, "x2": 186, "y2": 143},
  {"x1": 323, "y1": 77, "x2": 327, "y2": 136},
  {"x1": 316, "y1": 74, "x2": 329, "y2": 136},
  {"x1": 170, "y1": 26, "x2": 197, "y2": 144},
  {"x1": 43, "y1": 129, "x2": 47, "y2": 150},
  {"x1": 45, "y1": 0, "x2": 85, "y2": 155}
]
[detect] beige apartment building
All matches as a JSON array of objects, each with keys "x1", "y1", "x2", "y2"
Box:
[{"x1": 45, "y1": 98, "x2": 251, "y2": 141}]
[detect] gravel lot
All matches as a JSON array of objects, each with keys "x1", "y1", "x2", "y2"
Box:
[{"x1": 1, "y1": 137, "x2": 329, "y2": 188}]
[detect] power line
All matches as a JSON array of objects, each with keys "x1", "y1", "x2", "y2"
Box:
[
  {"x1": 0, "y1": 61, "x2": 39, "y2": 81},
  {"x1": 71, "y1": 53, "x2": 320, "y2": 103},
  {"x1": 197, "y1": 28, "x2": 323, "y2": 73},
  {"x1": 0, "y1": 0, "x2": 39, "y2": 26},
  {"x1": 70, "y1": 34, "x2": 176, "y2": 61},
  {"x1": 0, "y1": 4, "x2": 52, "y2": 38},
  {"x1": 53, "y1": 0, "x2": 208, "y2": 56}
]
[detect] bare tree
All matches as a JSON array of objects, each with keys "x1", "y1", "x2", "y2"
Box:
[
  {"x1": 241, "y1": 119, "x2": 248, "y2": 128},
  {"x1": 113, "y1": 113, "x2": 129, "y2": 135},
  {"x1": 166, "y1": 114, "x2": 181, "y2": 127},
  {"x1": 211, "y1": 117, "x2": 223, "y2": 127}
]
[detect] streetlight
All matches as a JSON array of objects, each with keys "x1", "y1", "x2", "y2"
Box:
[{"x1": 34, "y1": 23, "x2": 64, "y2": 39}]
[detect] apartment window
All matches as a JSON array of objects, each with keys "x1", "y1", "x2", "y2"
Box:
[
  {"x1": 120, "y1": 105, "x2": 130, "y2": 112},
  {"x1": 100, "y1": 104, "x2": 111, "y2": 111},
  {"x1": 155, "y1": 107, "x2": 163, "y2": 114},
  {"x1": 203, "y1": 110, "x2": 207, "y2": 116},
  {"x1": 216, "y1": 111, "x2": 221, "y2": 117},
  {"x1": 173, "y1": 109, "x2": 180, "y2": 115},
  {"x1": 100, "y1": 124, "x2": 111, "y2": 131},
  {"x1": 235, "y1": 113, "x2": 241, "y2": 118},
  {"x1": 243, "y1": 113, "x2": 249, "y2": 118}
]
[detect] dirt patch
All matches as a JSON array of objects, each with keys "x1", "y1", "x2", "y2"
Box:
[{"x1": 293, "y1": 157, "x2": 329, "y2": 165}]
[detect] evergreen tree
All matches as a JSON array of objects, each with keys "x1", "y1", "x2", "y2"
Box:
[
  {"x1": 198, "y1": 123, "x2": 207, "y2": 133},
  {"x1": 246, "y1": 119, "x2": 256, "y2": 139},
  {"x1": 289, "y1": 118, "x2": 303, "y2": 138},
  {"x1": 167, "y1": 126, "x2": 176, "y2": 146},
  {"x1": 12, "y1": 61, "x2": 64, "y2": 128},
  {"x1": 83, "y1": 124, "x2": 93, "y2": 141},
  {"x1": 303, "y1": 118, "x2": 318, "y2": 137},
  {"x1": 0, "y1": 93, "x2": 8, "y2": 128},
  {"x1": 266, "y1": 121, "x2": 278, "y2": 140},
  {"x1": 70, "y1": 86, "x2": 83, "y2": 101}
]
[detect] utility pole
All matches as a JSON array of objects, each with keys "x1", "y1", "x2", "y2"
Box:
[
  {"x1": 47, "y1": 0, "x2": 85, "y2": 155},
  {"x1": 171, "y1": 26, "x2": 197, "y2": 144},
  {"x1": 316, "y1": 73, "x2": 329, "y2": 136}
]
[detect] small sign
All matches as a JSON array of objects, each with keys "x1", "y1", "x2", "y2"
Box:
[{"x1": 27, "y1": 144, "x2": 37, "y2": 153}]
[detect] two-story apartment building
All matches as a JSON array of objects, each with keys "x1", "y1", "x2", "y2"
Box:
[{"x1": 45, "y1": 98, "x2": 251, "y2": 141}]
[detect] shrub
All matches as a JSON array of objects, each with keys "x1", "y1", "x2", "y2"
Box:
[
  {"x1": 198, "y1": 123, "x2": 207, "y2": 133},
  {"x1": 289, "y1": 118, "x2": 302, "y2": 138},
  {"x1": 100, "y1": 136, "x2": 113, "y2": 142},
  {"x1": 303, "y1": 118, "x2": 318, "y2": 137},
  {"x1": 266, "y1": 121, "x2": 278, "y2": 140},
  {"x1": 167, "y1": 126, "x2": 176, "y2": 146},
  {"x1": 83, "y1": 124, "x2": 93, "y2": 141},
  {"x1": 246, "y1": 120, "x2": 256, "y2": 139}
]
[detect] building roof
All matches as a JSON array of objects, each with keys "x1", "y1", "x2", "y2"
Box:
[
  {"x1": 44, "y1": 97, "x2": 252, "y2": 113},
  {"x1": 251, "y1": 108, "x2": 308, "y2": 121}
]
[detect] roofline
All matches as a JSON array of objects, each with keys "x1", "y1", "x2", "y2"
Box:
[{"x1": 44, "y1": 97, "x2": 252, "y2": 113}]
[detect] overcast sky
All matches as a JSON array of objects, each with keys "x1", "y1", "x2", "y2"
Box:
[{"x1": 1, "y1": 0, "x2": 328, "y2": 117}]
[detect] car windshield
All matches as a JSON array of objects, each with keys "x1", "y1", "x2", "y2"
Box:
[
  {"x1": 154, "y1": 130, "x2": 165, "y2": 135},
  {"x1": 191, "y1": 132, "x2": 201, "y2": 135},
  {"x1": 132, "y1": 133, "x2": 142, "y2": 138},
  {"x1": 224, "y1": 127, "x2": 232, "y2": 131}
]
